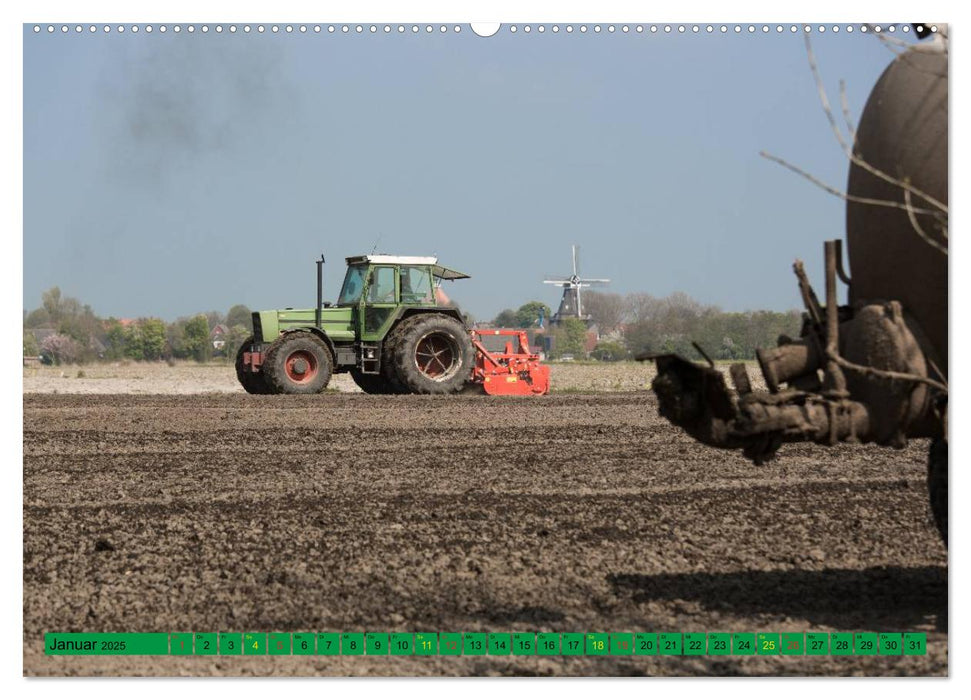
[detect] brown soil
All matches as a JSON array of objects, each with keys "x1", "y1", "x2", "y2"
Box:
[{"x1": 23, "y1": 392, "x2": 946, "y2": 676}]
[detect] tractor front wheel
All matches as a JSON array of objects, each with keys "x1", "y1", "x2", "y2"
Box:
[
  {"x1": 235, "y1": 336, "x2": 271, "y2": 395},
  {"x1": 392, "y1": 314, "x2": 474, "y2": 394},
  {"x1": 928, "y1": 437, "x2": 948, "y2": 546},
  {"x1": 263, "y1": 332, "x2": 333, "y2": 394}
]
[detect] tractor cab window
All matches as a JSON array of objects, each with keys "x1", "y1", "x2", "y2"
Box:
[
  {"x1": 338, "y1": 265, "x2": 367, "y2": 306},
  {"x1": 400, "y1": 266, "x2": 434, "y2": 304},
  {"x1": 366, "y1": 266, "x2": 397, "y2": 304}
]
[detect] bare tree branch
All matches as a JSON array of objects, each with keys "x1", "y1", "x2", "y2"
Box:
[
  {"x1": 759, "y1": 151, "x2": 943, "y2": 218},
  {"x1": 904, "y1": 186, "x2": 948, "y2": 254},
  {"x1": 803, "y1": 34, "x2": 948, "y2": 214},
  {"x1": 838, "y1": 79, "x2": 856, "y2": 141},
  {"x1": 830, "y1": 352, "x2": 948, "y2": 393}
]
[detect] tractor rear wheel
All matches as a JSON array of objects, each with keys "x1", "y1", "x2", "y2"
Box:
[
  {"x1": 263, "y1": 331, "x2": 333, "y2": 394},
  {"x1": 235, "y1": 336, "x2": 271, "y2": 395},
  {"x1": 349, "y1": 368, "x2": 397, "y2": 395},
  {"x1": 392, "y1": 314, "x2": 474, "y2": 394},
  {"x1": 928, "y1": 437, "x2": 948, "y2": 546},
  {"x1": 380, "y1": 315, "x2": 424, "y2": 394}
]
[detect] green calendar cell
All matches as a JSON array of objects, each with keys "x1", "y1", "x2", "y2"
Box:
[
  {"x1": 561, "y1": 633, "x2": 584, "y2": 656},
  {"x1": 390, "y1": 633, "x2": 414, "y2": 655},
  {"x1": 463, "y1": 633, "x2": 487, "y2": 656},
  {"x1": 757, "y1": 632, "x2": 780, "y2": 655},
  {"x1": 170, "y1": 633, "x2": 192, "y2": 655},
  {"x1": 440, "y1": 633, "x2": 462, "y2": 656},
  {"x1": 707, "y1": 633, "x2": 730, "y2": 656},
  {"x1": 903, "y1": 633, "x2": 927, "y2": 656},
  {"x1": 513, "y1": 632, "x2": 535, "y2": 655},
  {"x1": 243, "y1": 633, "x2": 266, "y2": 655},
  {"x1": 341, "y1": 633, "x2": 364, "y2": 655},
  {"x1": 855, "y1": 632, "x2": 878, "y2": 656},
  {"x1": 634, "y1": 633, "x2": 658, "y2": 655},
  {"x1": 366, "y1": 633, "x2": 388, "y2": 655},
  {"x1": 684, "y1": 632, "x2": 706, "y2": 656},
  {"x1": 219, "y1": 633, "x2": 242, "y2": 655},
  {"x1": 831, "y1": 632, "x2": 853, "y2": 656},
  {"x1": 586, "y1": 633, "x2": 608, "y2": 655},
  {"x1": 488, "y1": 633, "x2": 511, "y2": 655},
  {"x1": 781, "y1": 632, "x2": 804, "y2": 655},
  {"x1": 806, "y1": 633, "x2": 828, "y2": 655},
  {"x1": 659, "y1": 633, "x2": 682, "y2": 655},
  {"x1": 194, "y1": 633, "x2": 217, "y2": 656},
  {"x1": 610, "y1": 633, "x2": 633, "y2": 655},
  {"x1": 537, "y1": 633, "x2": 560, "y2": 655},
  {"x1": 293, "y1": 633, "x2": 315, "y2": 655},
  {"x1": 269, "y1": 633, "x2": 291, "y2": 655},
  {"x1": 317, "y1": 633, "x2": 340, "y2": 655},
  {"x1": 732, "y1": 633, "x2": 755, "y2": 655},
  {"x1": 879, "y1": 633, "x2": 902, "y2": 655},
  {"x1": 415, "y1": 633, "x2": 438, "y2": 656}
]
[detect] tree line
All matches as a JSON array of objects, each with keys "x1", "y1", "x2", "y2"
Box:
[
  {"x1": 23, "y1": 287, "x2": 254, "y2": 365},
  {"x1": 491, "y1": 291, "x2": 802, "y2": 361},
  {"x1": 24, "y1": 285, "x2": 802, "y2": 365}
]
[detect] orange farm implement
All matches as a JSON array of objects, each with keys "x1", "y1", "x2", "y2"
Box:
[{"x1": 470, "y1": 329, "x2": 550, "y2": 396}]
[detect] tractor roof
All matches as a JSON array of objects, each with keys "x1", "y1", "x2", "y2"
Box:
[{"x1": 344, "y1": 254, "x2": 470, "y2": 280}]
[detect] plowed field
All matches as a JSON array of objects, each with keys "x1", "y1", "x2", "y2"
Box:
[{"x1": 23, "y1": 392, "x2": 947, "y2": 676}]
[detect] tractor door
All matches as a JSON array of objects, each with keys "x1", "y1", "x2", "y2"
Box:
[{"x1": 360, "y1": 265, "x2": 399, "y2": 341}]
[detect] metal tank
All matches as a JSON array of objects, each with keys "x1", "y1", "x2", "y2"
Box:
[
  {"x1": 846, "y1": 45, "x2": 948, "y2": 374},
  {"x1": 642, "y1": 35, "x2": 949, "y2": 543}
]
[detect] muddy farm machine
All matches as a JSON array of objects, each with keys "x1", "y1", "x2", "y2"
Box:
[
  {"x1": 642, "y1": 41, "x2": 949, "y2": 543},
  {"x1": 236, "y1": 255, "x2": 550, "y2": 397}
]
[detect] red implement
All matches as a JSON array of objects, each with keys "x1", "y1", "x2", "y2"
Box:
[{"x1": 470, "y1": 329, "x2": 551, "y2": 396}]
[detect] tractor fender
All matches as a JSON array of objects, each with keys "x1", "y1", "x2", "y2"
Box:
[
  {"x1": 279, "y1": 327, "x2": 337, "y2": 364},
  {"x1": 397, "y1": 307, "x2": 467, "y2": 327}
]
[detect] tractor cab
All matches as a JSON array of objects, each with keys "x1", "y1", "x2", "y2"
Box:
[
  {"x1": 338, "y1": 256, "x2": 468, "y2": 306},
  {"x1": 337, "y1": 255, "x2": 469, "y2": 339}
]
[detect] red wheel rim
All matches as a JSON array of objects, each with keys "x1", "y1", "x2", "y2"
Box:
[
  {"x1": 415, "y1": 333, "x2": 457, "y2": 379},
  {"x1": 284, "y1": 350, "x2": 318, "y2": 383}
]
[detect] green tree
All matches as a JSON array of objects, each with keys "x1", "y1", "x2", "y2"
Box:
[
  {"x1": 140, "y1": 319, "x2": 168, "y2": 360},
  {"x1": 184, "y1": 315, "x2": 212, "y2": 362},
  {"x1": 103, "y1": 318, "x2": 128, "y2": 360},
  {"x1": 493, "y1": 308, "x2": 518, "y2": 327},
  {"x1": 166, "y1": 319, "x2": 189, "y2": 359},
  {"x1": 225, "y1": 304, "x2": 252, "y2": 331},
  {"x1": 23, "y1": 330, "x2": 39, "y2": 357},
  {"x1": 24, "y1": 308, "x2": 50, "y2": 328},
  {"x1": 515, "y1": 301, "x2": 552, "y2": 329},
  {"x1": 551, "y1": 318, "x2": 588, "y2": 358},
  {"x1": 125, "y1": 318, "x2": 167, "y2": 361},
  {"x1": 590, "y1": 340, "x2": 628, "y2": 362},
  {"x1": 42, "y1": 287, "x2": 63, "y2": 325}
]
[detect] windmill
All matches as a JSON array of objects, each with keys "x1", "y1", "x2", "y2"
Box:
[{"x1": 543, "y1": 244, "x2": 610, "y2": 325}]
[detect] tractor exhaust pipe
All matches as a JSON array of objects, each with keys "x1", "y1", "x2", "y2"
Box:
[{"x1": 315, "y1": 254, "x2": 325, "y2": 328}]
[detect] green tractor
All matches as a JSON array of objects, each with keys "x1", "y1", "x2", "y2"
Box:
[{"x1": 236, "y1": 255, "x2": 475, "y2": 395}]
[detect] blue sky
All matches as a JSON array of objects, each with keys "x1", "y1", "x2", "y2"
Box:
[{"x1": 23, "y1": 24, "x2": 917, "y2": 321}]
